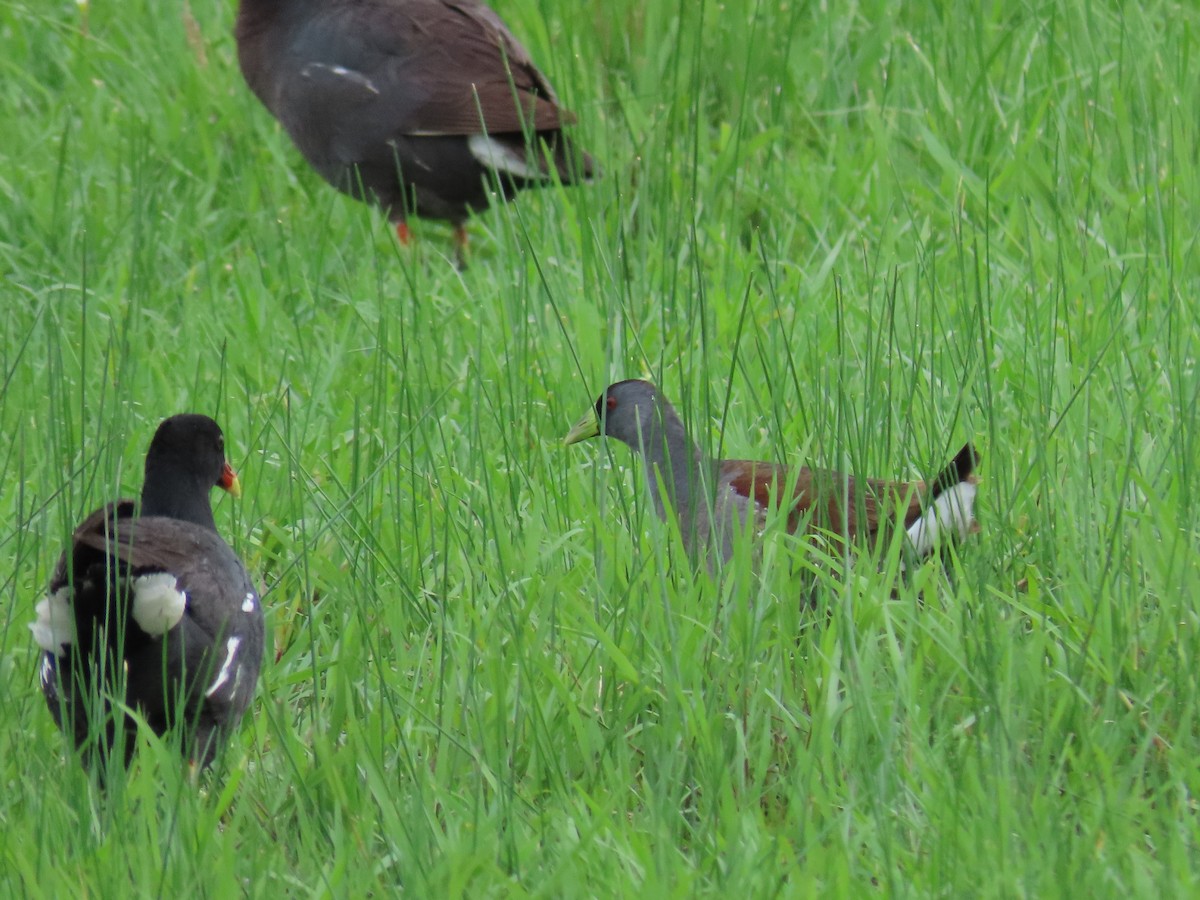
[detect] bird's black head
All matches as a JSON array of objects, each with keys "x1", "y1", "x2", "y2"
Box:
[{"x1": 142, "y1": 415, "x2": 240, "y2": 524}]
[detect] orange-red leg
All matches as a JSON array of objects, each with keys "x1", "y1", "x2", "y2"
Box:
[{"x1": 453, "y1": 225, "x2": 469, "y2": 269}]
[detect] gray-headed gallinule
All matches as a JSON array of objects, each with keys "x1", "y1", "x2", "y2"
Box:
[
  {"x1": 235, "y1": 0, "x2": 597, "y2": 262},
  {"x1": 30, "y1": 415, "x2": 264, "y2": 772},
  {"x1": 564, "y1": 380, "x2": 980, "y2": 566}
]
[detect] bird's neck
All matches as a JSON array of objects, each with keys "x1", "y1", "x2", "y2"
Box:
[
  {"x1": 140, "y1": 467, "x2": 218, "y2": 531},
  {"x1": 634, "y1": 407, "x2": 712, "y2": 537}
]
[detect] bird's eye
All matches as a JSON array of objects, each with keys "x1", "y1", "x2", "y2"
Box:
[
  {"x1": 606, "y1": 397, "x2": 618, "y2": 411},
  {"x1": 217, "y1": 436, "x2": 225, "y2": 453}
]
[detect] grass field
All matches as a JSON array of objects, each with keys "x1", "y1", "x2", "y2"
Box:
[{"x1": 2, "y1": 0, "x2": 1198, "y2": 895}]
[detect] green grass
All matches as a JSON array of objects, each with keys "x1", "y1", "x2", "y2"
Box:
[{"x1": 2, "y1": 0, "x2": 1198, "y2": 894}]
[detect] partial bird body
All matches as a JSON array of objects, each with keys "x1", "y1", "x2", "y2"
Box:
[
  {"x1": 564, "y1": 380, "x2": 979, "y2": 567},
  {"x1": 235, "y1": 0, "x2": 596, "y2": 258},
  {"x1": 32, "y1": 415, "x2": 264, "y2": 772}
]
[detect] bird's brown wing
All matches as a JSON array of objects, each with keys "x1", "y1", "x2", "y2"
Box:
[
  {"x1": 70, "y1": 503, "x2": 206, "y2": 577},
  {"x1": 720, "y1": 460, "x2": 927, "y2": 540},
  {"x1": 274, "y1": 0, "x2": 570, "y2": 142},
  {"x1": 721, "y1": 443, "x2": 980, "y2": 540},
  {"x1": 70, "y1": 509, "x2": 259, "y2": 644},
  {"x1": 443, "y1": 0, "x2": 562, "y2": 102},
  {"x1": 385, "y1": 0, "x2": 571, "y2": 134}
]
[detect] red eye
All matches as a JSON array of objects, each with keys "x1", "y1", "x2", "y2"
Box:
[{"x1": 606, "y1": 396, "x2": 617, "y2": 410}]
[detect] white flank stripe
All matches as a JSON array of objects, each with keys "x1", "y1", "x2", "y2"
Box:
[
  {"x1": 40, "y1": 655, "x2": 54, "y2": 688},
  {"x1": 467, "y1": 134, "x2": 543, "y2": 180},
  {"x1": 131, "y1": 573, "x2": 187, "y2": 635},
  {"x1": 29, "y1": 587, "x2": 75, "y2": 654},
  {"x1": 301, "y1": 62, "x2": 379, "y2": 95},
  {"x1": 906, "y1": 482, "x2": 978, "y2": 556},
  {"x1": 242, "y1": 592, "x2": 257, "y2": 613},
  {"x1": 206, "y1": 637, "x2": 242, "y2": 699}
]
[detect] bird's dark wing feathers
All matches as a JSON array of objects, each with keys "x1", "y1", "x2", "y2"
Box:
[
  {"x1": 275, "y1": 0, "x2": 568, "y2": 149},
  {"x1": 68, "y1": 507, "x2": 258, "y2": 644}
]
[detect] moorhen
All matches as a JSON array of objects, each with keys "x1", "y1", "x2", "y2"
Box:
[
  {"x1": 564, "y1": 380, "x2": 980, "y2": 566},
  {"x1": 235, "y1": 0, "x2": 597, "y2": 262},
  {"x1": 30, "y1": 415, "x2": 264, "y2": 772}
]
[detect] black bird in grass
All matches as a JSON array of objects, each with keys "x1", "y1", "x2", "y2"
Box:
[
  {"x1": 30, "y1": 415, "x2": 264, "y2": 773},
  {"x1": 235, "y1": 0, "x2": 597, "y2": 263}
]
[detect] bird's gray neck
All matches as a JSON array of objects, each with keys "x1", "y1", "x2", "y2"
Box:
[{"x1": 632, "y1": 405, "x2": 712, "y2": 543}]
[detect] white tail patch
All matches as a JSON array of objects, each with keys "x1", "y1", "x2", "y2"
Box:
[
  {"x1": 30, "y1": 587, "x2": 75, "y2": 654},
  {"x1": 242, "y1": 592, "x2": 257, "y2": 613},
  {"x1": 907, "y1": 481, "x2": 978, "y2": 557},
  {"x1": 467, "y1": 134, "x2": 543, "y2": 180},
  {"x1": 131, "y1": 572, "x2": 187, "y2": 635},
  {"x1": 205, "y1": 637, "x2": 242, "y2": 699}
]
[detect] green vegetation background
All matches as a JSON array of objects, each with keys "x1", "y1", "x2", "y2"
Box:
[{"x1": 1, "y1": 0, "x2": 1197, "y2": 895}]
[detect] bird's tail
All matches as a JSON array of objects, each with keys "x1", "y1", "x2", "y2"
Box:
[
  {"x1": 545, "y1": 134, "x2": 598, "y2": 184},
  {"x1": 906, "y1": 443, "x2": 980, "y2": 556}
]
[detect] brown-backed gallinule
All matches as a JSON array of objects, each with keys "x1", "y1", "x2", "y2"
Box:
[
  {"x1": 30, "y1": 415, "x2": 264, "y2": 772},
  {"x1": 235, "y1": 0, "x2": 597, "y2": 262},
  {"x1": 564, "y1": 380, "x2": 980, "y2": 566}
]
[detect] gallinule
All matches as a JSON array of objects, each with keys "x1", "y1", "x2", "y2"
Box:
[
  {"x1": 235, "y1": 0, "x2": 597, "y2": 261},
  {"x1": 564, "y1": 380, "x2": 980, "y2": 566},
  {"x1": 30, "y1": 415, "x2": 264, "y2": 772}
]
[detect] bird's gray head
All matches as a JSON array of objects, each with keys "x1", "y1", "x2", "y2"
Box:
[{"x1": 563, "y1": 379, "x2": 667, "y2": 450}]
